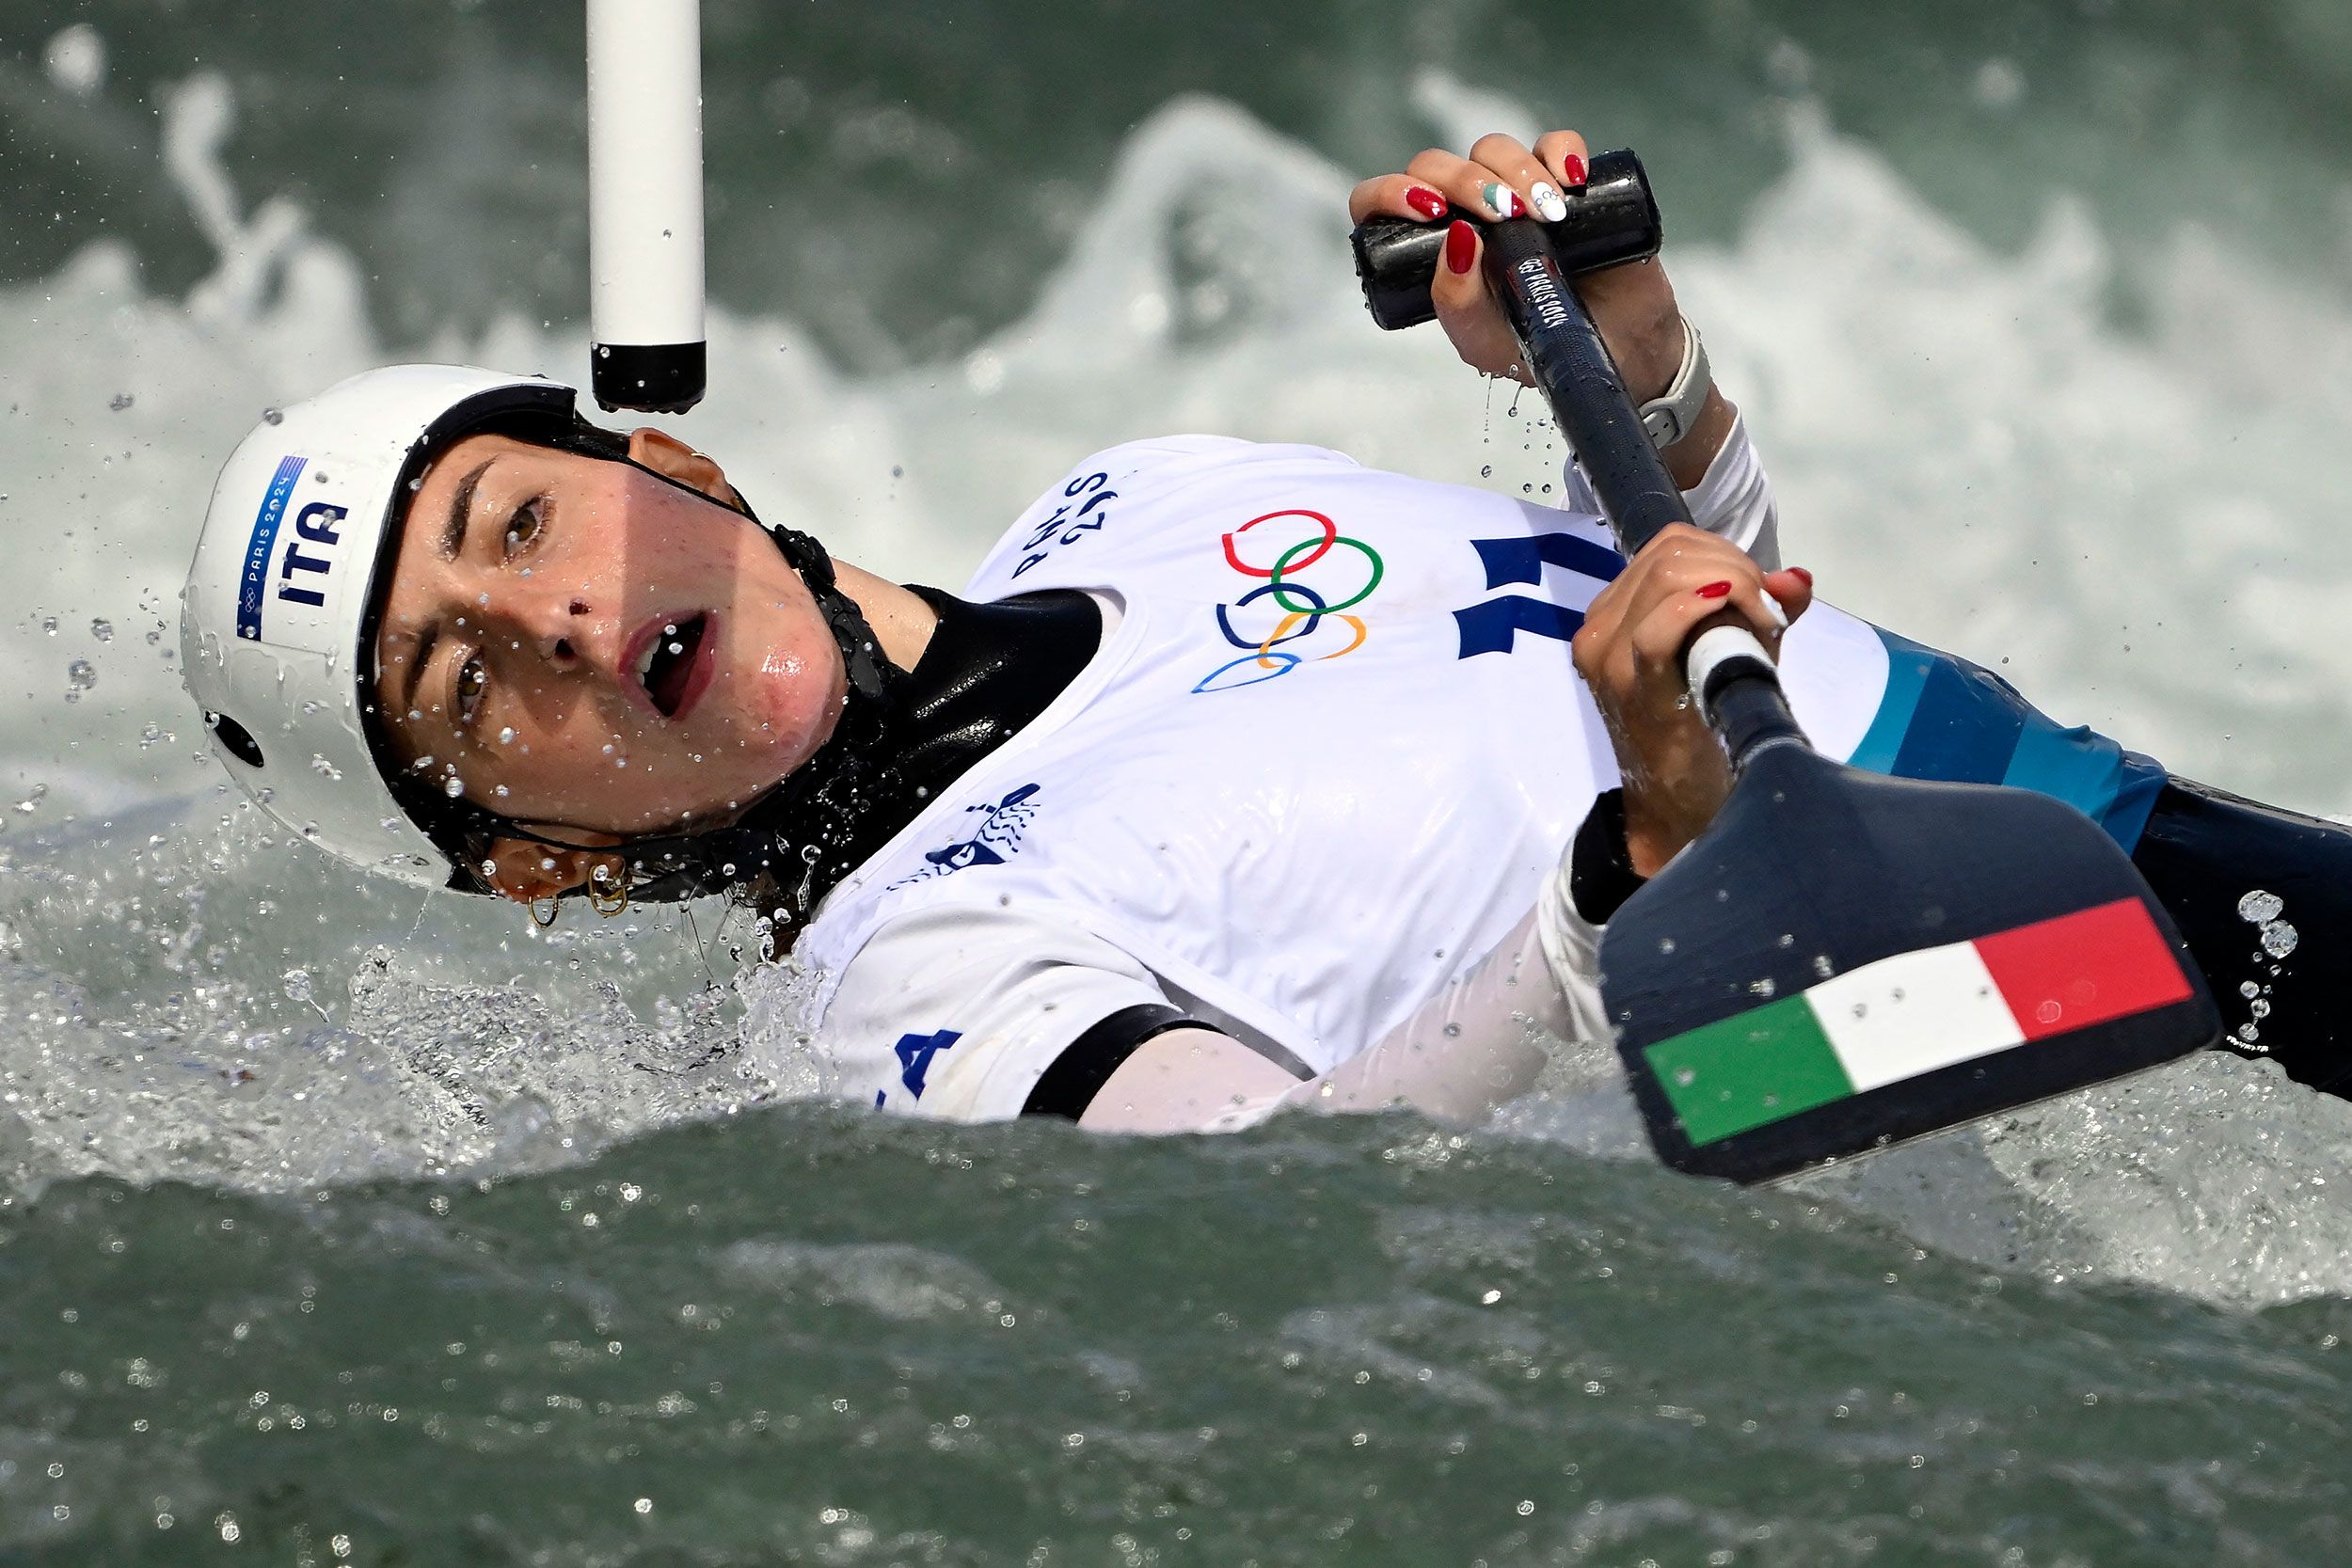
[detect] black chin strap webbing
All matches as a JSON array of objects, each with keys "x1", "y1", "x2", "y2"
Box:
[{"x1": 615, "y1": 582, "x2": 1101, "y2": 915}]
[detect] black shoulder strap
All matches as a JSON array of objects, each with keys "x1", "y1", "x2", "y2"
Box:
[{"x1": 1021, "y1": 1004, "x2": 1197, "y2": 1121}]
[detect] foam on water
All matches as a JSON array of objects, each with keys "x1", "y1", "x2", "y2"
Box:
[{"x1": 2, "y1": 72, "x2": 2347, "y2": 1304}]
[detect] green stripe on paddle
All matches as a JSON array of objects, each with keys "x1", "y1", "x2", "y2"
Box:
[{"x1": 1644, "y1": 996, "x2": 1857, "y2": 1146}]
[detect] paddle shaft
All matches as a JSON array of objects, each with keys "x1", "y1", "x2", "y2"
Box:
[{"x1": 1479, "y1": 220, "x2": 1804, "y2": 765}]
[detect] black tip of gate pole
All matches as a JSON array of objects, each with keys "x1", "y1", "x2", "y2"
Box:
[{"x1": 591, "y1": 341, "x2": 707, "y2": 415}]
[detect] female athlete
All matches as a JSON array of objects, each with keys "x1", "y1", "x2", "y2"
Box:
[{"x1": 181, "y1": 129, "x2": 2352, "y2": 1133}]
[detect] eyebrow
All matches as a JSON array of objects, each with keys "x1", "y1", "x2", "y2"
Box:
[
  {"x1": 392, "y1": 455, "x2": 498, "y2": 726},
  {"x1": 395, "y1": 619, "x2": 441, "y2": 726},
  {"x1": 440, "y1": 456, "x2": 496, "y2": 561}
]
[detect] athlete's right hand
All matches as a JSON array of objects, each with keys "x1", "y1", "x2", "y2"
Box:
[
  {"x1": 1571, "y1": 524, "x2": 1813, "y2": 878},
  {"x1": 1346, "y1": 129, "x2": 1688, "y2": 404}
]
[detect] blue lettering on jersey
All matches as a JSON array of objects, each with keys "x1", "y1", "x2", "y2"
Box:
[
  {"x1": 891, "y1": 1028, "x2": 964, "y2": 1100},
  {"x1": 1010, "y1": 471, "x2": 1117, "y2": 578},
  {"x1": 885, "y1": 784, "x2": 1043, "y2": 891},
  {"x1": 235, "y1": 455, "x2": 309, "y2": 639},
  {"x1": 1454, "y1": 532, "x2": 1622, "y2": 658}
]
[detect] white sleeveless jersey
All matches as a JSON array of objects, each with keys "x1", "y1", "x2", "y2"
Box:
[{"x1": 791, "y1": 431, "x2": 2158, "y2": 1122}]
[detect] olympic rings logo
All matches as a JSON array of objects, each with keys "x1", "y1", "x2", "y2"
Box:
[{"x1": 1194, "y1": 509, "x2": 1386, "y2": 694}]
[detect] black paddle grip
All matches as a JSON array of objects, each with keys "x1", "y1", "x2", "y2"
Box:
[{"x1": 1350, "y1": 150, "x2": 1661, "y2": 330}]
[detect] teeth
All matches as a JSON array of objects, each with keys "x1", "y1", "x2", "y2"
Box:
[{"x1": 636, "y1": 638, "x2": 659, "y2": 687}]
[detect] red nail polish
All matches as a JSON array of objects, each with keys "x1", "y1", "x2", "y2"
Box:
[
  {"x1": 1406, "y1": 185, "x2": 1448, "y2": 221},
  {"x1": 1561, "y1": 153, "x2": 1588, "y2": 189},
  {"x1": 1444, "y1": 219, "x2": 1477, "y2": 275},
  {"x1": 1696, "y1": 580, "x2": 1733, "y2": 600},
  {"x1": 1788, "y1": 566, "x2": 1814, "y2": 589},
  {"x1": 1502, "y1": 189, "x2": 1526, "y2": 218}
]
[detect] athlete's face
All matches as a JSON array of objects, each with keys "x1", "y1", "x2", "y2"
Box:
[{"x1": 372, "y1": 429, "x2": 846, "y2": 895}]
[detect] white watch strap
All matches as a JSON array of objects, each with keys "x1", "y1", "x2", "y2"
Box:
[{"x1": 1639, "y1": 318, "x2": 1711, "y2": 451}]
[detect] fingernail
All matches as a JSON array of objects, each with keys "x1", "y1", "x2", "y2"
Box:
[
  {"x1": 1530, "y1": 182, "x2": 1568, "y2": 223},
  {"x1": 1761, "y1": 594, "x2": 1789, "y2": 630},
  {"x1": 1406, "y1": 185, "x2": 1448, "y2": 221},
  {"x1": 1479, "y1": 182, "x2": 1526, "y2": 219},
  {"x1": 1444, "y1": 219, "x2": 1477, "y2": 275},
  {"x1": 1696, "y1": 580, "x2": 1732, "y2": 600},
  {"x1": 1788, "y1": 566, "x2": 1814, "y2": 589},
  {"x1": 1562, "y1": 153, "x2": 1588, "y2": 189}
]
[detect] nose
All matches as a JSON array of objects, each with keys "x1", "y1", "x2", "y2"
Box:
[{"x1": 499, "y1": 583, "x2": 605, "y2": 672}]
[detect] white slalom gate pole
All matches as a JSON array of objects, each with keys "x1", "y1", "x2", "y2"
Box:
[{"x1": 586, "y1": 0, "x2": 707, "y2": 413}]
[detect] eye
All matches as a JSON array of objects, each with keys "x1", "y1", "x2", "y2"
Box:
[
  {"x1": 455, "y1": 652, "x2": 489, "y2": 729},
  {"x1": 502, "y1": 498, "x2": 546, "y2": 555}
]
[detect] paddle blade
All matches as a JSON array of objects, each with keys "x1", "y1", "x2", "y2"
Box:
[{"x1": 1599, "y1": 748, "x2": 2222, "y2": 1184}]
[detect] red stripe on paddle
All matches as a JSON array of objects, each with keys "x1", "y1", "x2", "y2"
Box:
[{"x1": 1974, "y1": 897, "x2": 2195, "y2": 1042}]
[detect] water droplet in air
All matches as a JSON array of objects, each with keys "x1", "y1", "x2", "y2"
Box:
[
  {"x1": 2250, "y1": 998, "x2": 2271, "y2": 1020},
  {"x1": 309, "y1": 756, "x2": 341, "y2": 780},
  {"x1": 40, "y1": 617, "x2": 57, "y2": 636},
  {"x1": 2260, "y1": 921, "x2": 2298, "y2": 958},
  {"x1": 262, "y1": 407, "x2": 284, "y2": 425},
  {"x1": 443, "y1": 776, "x2": 466, "y2": 798},
  {"x1": 109, "y1": 392, "x2": 135, "y2": 412},
  {"x1": 2238, "y1": 890, "x2": 2284, "y2": 924},
  {"x1": 1658, "y1": 937, "x2": 1676, "y2": 955},
  {"x1": 66, "y1": 658, "x2": 96, "y2": 689},
  {"x1": 282, "y1": 969, "x2": 314, "y2": 1004},
  {"x1": 2240, "y1": 980, "x2": 2261, "y2": 998},
  {"x1": 89, "y1": 619, "x2": 113, "y2": 641},
  {"x1": 1673, "y1": 1067, "x2": 1696, "y2": 1086}
]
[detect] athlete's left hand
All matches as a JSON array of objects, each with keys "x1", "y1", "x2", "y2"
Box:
[
  {"x1": 1571, "y1": 525, "x2": 1814, "y2": 877},
  {"x1": 1346, "y1": 129, "x2": 1686, "y2": 402}
]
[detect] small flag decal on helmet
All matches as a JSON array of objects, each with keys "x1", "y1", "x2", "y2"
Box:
[{"x1": 1645, "y1": 897, "x2": 2195, "y2": 1147}]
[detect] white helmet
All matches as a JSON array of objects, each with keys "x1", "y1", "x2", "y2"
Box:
[{"x1": 181, "y1": 364, "x2": 579, "y2": 889}]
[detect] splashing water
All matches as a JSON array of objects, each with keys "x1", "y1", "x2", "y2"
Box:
[{"x1": 0, "y1": 63, "x2": 2345, "y2": 1316}]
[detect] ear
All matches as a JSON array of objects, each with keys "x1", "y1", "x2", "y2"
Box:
[
  {"x1": 482, "y1": 834, "x2": 628, "y2": 905},
  {"x1": 627, "y1": 427, "x2": 741, "y2": 508}
]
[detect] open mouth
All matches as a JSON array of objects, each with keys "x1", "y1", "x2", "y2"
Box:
[{"x1": 634, "y1": 612, "x2": 710, "y2": 720}]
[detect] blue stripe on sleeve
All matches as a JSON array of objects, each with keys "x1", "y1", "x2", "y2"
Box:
[{"x1": 1850, "y1": 627, "x2": 2164, "y2": 852}]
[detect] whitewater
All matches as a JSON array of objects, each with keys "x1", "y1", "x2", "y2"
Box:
[{"x1": 3, "y1": 29, "x2": 2350, "y2": 1563}]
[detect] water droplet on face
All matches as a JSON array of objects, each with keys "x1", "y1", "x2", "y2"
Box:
[
  {"x1": 493, "y1": 784, "x2": 509, "y2": 798},
  {"x1": 2260, "y1": 921, "x2": 2298, "y2": 958},
  {"x1": 497, "y1": 727, "x2": 516, "y2": 745},
  {"x1": 89, "y1": 619, "x2": 112, "y2": 641},
  {"x1": 2238, "y1": 890, "x2": 2284, "y2": 924},
  {"x1": 66, "y1": 659, "x2": 96, "y2": 690}
]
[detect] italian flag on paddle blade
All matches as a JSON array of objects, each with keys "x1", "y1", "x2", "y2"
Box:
[{"x1": 1645, "y1": 897, "x2": 2196, "y2": 1148}]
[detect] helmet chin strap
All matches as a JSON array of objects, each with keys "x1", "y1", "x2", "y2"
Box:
[{"x1": 391, "y1": 431, "x2": 909, "y2": 912}]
